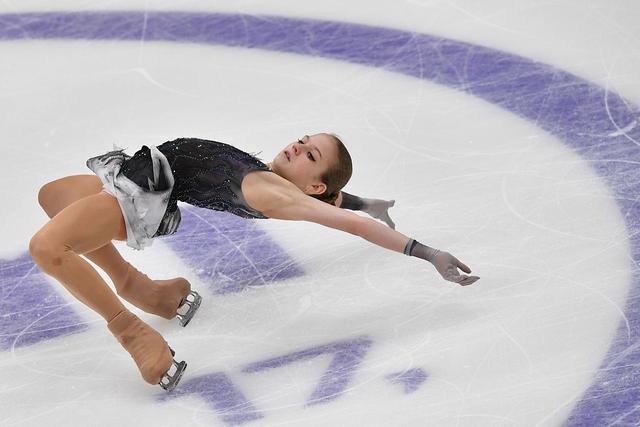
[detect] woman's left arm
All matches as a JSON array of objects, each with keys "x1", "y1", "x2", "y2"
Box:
[
  {"x1": 266, "y1": 193, "x2": 479, "y2": 286},
  {"x1": 335, "y1": 191, "x2": 396, "y2": 229}
]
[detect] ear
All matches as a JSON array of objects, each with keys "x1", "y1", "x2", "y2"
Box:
[{"x1": 305, "y1": 182, "x2": 327, "y2": 195}]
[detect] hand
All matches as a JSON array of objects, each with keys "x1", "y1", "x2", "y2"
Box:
[
  {"x1": 408, "y1": 241, "x2": 480, "y2": 286},
  {"x1": 363, "y1": 198, "x2": 396, "y2": 229},
  {"x1": 429, "y1": 250, "x2": 480, "y2": 286}
]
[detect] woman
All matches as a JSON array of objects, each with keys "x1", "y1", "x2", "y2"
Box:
[{"x1": 29, "y1": 133, "x2": 479, "y2": 391}]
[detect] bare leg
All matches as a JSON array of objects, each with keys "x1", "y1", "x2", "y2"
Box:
[
  {"x1": 37, "y1": 175, "x2": 193, "y2": 321},
  {"x1": 29, "y1": 191, "x2": 185, "y2": 388},
  {"x1": 38, "y1": 175, "x2": 129, "y2": 284},
  {"x1": 29, "y1": 191, "x2": 128, "y2": 321}
]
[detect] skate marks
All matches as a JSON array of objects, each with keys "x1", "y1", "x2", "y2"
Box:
[
  {"x1": 0, "y1": 11, "x2": 638, "y2": 425},
  {"x1": 160, "y1": 336, "x2": 417, "y2": 425},
  {"x1": 0, "y1": 252, "x2": 87, "y2": 351},
  {"x1": 161, "y1": 206, "x2": 305, "y2": 294}
]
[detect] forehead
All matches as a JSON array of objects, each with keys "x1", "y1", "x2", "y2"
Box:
[{"x1": 310, "y1": 133, "x2": 338, "y2": 155}]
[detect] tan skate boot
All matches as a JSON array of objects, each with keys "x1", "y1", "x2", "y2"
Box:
[
  {"x1": 116, "y1": 262, "x2": 202, "y2": 326},
  {"x1": 107, "y1": 310, "x2": 186, "y2": 390}
]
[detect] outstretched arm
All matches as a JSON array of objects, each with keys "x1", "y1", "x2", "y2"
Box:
[
  {"x1": 352, "y1": 215, "x2": 479, "y2": 286},
  {"x1": 266, "y1": 193, "x2": 479, "y2": 286},
  {"x1": 335, "y1": 191, "x2": 396, "y2": 229}
]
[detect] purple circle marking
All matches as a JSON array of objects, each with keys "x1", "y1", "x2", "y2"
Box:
[{"x1": 1, "y1": 11, "x2": 639, "y2": 425}]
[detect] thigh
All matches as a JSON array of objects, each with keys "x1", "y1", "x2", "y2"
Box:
[
  {"x1": 39, "y1": 174, "x2": 104, "y2": 218},
  {"x1": 37, "y1": 192, "x2": 127, "y2": 254}
]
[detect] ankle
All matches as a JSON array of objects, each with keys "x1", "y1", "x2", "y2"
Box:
[
  {"x1": 106, "y1": 308, "x2": 128, "y2": 324},
  {"x1": 114, "y1": 261, "x2": 133, "y2": 286}
]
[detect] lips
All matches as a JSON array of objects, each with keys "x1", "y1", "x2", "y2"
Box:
[{"x1": 284, "y1": 150, "x2": 290, "y2": 161}]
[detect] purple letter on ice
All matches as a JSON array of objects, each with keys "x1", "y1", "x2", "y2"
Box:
[
  {"x1": 0, "y1": 253, "x2": 87, "y2": 350},
  {"x1": 243, "y1": 336, "x2": 373, "y2": 405},
  {"x1": 386, "y1": 368, "x2": 428, "y2": 394},
  {"x1": 159, "y1": 372, "x2": 262, "y2": 425},
  {"x1": 161, "y1": 208, "x2": 305, "y2": 294},
  {"x1": 160, "y1": 336, "x2": 373, "y2": 425}
]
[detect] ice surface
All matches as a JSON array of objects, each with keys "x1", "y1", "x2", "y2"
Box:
[{"x1": 0, "y1": 1, "x2": 638, "y2": 426}]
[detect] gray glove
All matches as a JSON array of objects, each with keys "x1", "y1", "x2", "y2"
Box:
[
  {"x1": 340, "y1": 191, "x2": 396, "y2": 229},
  {"x1": 404, "y1": 238, "x2": 480, "y2": 286}
]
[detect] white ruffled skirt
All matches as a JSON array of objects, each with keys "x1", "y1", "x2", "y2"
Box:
[{"x1": 86, "y1": 144, "x2": 175, "y2": 251}]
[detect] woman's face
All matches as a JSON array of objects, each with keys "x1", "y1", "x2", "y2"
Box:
[{"x1": 271, "y1": 133, "x2": 338, "y2": 195}]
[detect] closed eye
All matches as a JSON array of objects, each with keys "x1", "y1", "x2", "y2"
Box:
[{"x1": 298, "y1": 139, "x2": 315, "y2": 161}]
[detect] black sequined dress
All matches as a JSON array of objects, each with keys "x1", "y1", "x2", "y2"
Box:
[{"x1": 86, "y1": 138, "x2": 272, "y2": 250}]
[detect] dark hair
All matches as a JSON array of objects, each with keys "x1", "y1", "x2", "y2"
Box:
[{"x1": 310, "y1": 133, "x2": 353, "y2": 206}]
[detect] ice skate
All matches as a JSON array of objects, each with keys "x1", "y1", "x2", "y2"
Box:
[
  {"x1": 116, "y1": 262, "x2": 202, "y2": 326},
  {"x1": 107, "y1": 310, "x2": 187, "y2": 391},
  {"x1": 176, "y1": 290, "x2": 202, "y2": 327}
]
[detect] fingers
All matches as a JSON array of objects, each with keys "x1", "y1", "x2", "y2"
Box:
[
  {"x1": 370, "y1": 201, "x2": 396, "y2": 229},
  {"x1": 432, "y1": 251, "x2": 479, "y2": 286},
  {"x1": 458, "y1": 275, "x2": 480, "y2": 286},
  {"x1": 381, "y1": 213, "x2": 396, "y2": 229},
  {"x1": 448, "y1": 274, "x2": 480, "y2": 286},
  {"x1": 374, "y1": 198, "x2": 395, "y2": 207},
  {"x1": 455, "y1": 258, "x2": 472, "y2": 274},
  {"x1": 385, "y1": 200, "x2": 396, "y2": 229},
  {"x1": 444, "y1": 266, "x2": 480, "y2": 286},
  {"x1": 458, "y1": 263, "x2": 471, "y2": 274}
]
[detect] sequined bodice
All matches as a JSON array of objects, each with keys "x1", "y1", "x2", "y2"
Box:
[{"x1": 120, "y1": 137, "x2": 273, "y2": 237}]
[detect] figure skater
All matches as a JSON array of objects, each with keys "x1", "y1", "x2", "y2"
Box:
[{"x1": 30, "y1": 133, "x2": 479, "y2": 391}]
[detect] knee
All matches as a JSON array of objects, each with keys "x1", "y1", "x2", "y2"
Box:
[
  {"x1": 37, "y1": 183, "x2": 53, "y2": 210},
  {"x1": 29, "y1": 232, "x2": 66, "y2": 268}
]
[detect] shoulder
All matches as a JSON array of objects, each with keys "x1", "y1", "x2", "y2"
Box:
[
  {"x1": 241, "y1": 170, "x2": 296, "y2": 214},
  {"x1": 243, "y1": 172, "x2": 364, "y2": 235}
]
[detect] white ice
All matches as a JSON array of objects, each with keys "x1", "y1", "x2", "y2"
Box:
[{"x1": 0, "y1": 1, "x2": 638, "y2": 426}]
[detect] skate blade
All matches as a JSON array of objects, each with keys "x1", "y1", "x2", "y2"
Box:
[
  {"x1": 176, "y1": 290, "x2": 202, "y2": 327},
  {"x1": 159, "y1": 358, "x2": 187, "y2": 391}
]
